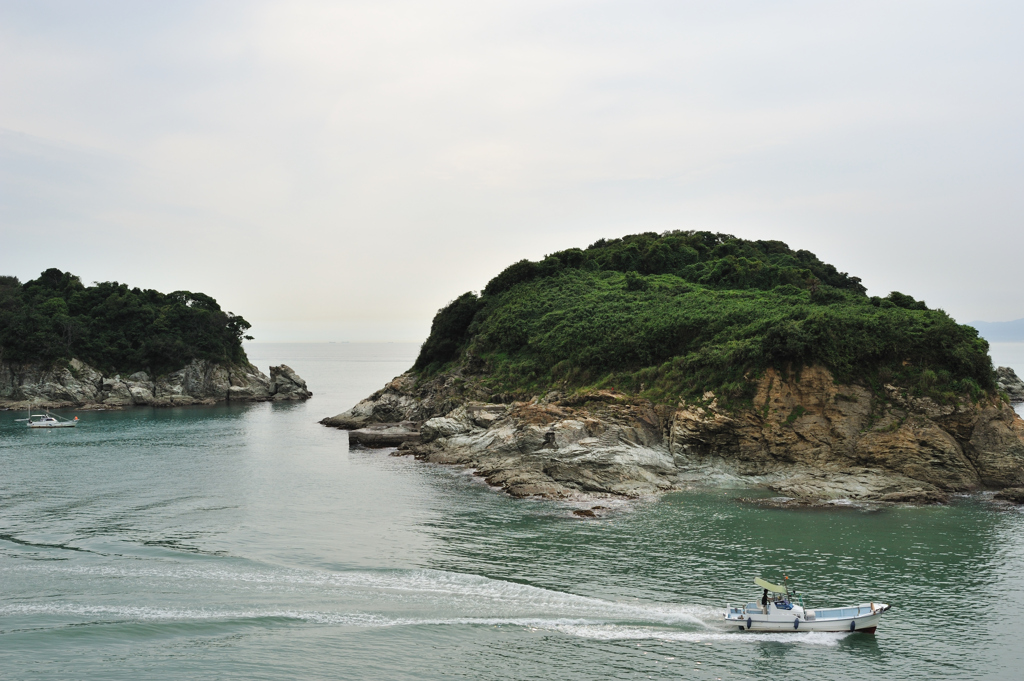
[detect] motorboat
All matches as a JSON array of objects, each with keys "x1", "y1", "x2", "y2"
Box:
[
  {"x1": 16, "y1": 408, "x2": 78, "y2": 428},
  {"x1": 725, "y1": 577, "x2": 890, "y2": 633}
]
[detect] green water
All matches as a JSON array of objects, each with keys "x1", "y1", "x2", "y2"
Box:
[{"x1": 2, "y1": 343, "x2": 1023, "y2": 680}]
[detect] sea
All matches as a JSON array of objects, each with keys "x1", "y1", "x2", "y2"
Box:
[{"x1": 2, "y1": 342, "x2": 1024, "y2": 680}]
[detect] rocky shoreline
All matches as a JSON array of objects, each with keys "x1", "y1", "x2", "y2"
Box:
[
  {"x1": 0, "y1": 358, "x2": 311, "y2": 409},
  {"x1": 322, "y1": 365, "x2": 1024, "y2": 506}
]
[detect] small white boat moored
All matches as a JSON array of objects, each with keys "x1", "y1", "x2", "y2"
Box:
[
  {"x1": 725, "y1": 577, "x2": 890, "y2": 634},
  {"x1": 16, "y1": 408, "x2": 79, "y2": 428}
]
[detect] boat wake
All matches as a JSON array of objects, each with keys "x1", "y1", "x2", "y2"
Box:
[
  {"x1": 0, "y1": 563, "x2": 848, "y2": 646},
  {"x1": 0, "y1": 602, "x2": 848, "y2": 646}
]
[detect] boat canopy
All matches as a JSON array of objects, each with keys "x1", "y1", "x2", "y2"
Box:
[{"x1": 754, "y1": 577, "x2": 788, "y2": 593}]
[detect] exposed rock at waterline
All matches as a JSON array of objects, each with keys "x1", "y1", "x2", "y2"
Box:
[
  {"x1": 269, "y1": 364, "x2": 312, "y2": 401},
  {"x1": 348, "y1": 422, "x2": 422, "y2": 448},
  {"x1": 996, "y1": 366, "x2": 1024, "y2": 402},
  {"x1": 323, "y1": 365, "x2": 1024, "y2": 504},
  {"x1": 994, "y1": 487, "x2": 1024, "y2": 504},
  {"x1": 0, "y1": 358, "x2": 311, "y2": 409},
  {"x1": 320, "y1": 374, "x2": 445, "y2": 429},
  {"x1": 764, "y1": 469, "x2": 949, "y2": 504}
]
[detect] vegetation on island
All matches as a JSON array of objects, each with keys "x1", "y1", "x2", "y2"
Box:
[
  {"x1": 0, "y1": 269, "x2": 252, "y2": 375},
  {"x1": 413, "y1": 231, "x2": 995, "y2": 407}
]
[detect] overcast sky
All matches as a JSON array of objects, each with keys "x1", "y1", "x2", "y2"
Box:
[{"x1": 1, "y1": 0, "x2": 1022, "y2": 342}]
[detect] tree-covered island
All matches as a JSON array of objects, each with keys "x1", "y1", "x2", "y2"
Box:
[
  {"x1": 0, "y1": 269, "x2": 310, "y2": 407},
  {"x1": 325, "y1": 231, "x2": 1024, "y2": 505}
]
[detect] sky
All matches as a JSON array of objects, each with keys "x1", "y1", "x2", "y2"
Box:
[{"x1": 1, "y1": 0, "x2": 1022, "y2": 342}]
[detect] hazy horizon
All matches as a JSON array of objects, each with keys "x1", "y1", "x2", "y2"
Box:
[{"x1": 3, "y1": 1, "x2": 1023, "y2": 342}]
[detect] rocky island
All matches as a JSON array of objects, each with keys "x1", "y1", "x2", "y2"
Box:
[
  {"x1": 0, "y1": 269, "x2": 310, "y2": 409},
  {"x1": 323, "y1": 232, "x2": 1024, "y2": 505}
]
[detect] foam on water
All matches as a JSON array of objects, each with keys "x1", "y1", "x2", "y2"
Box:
[
  {"x1": 6, "y1": 559, "x2": 858, "y2": 648},
  {"x1": 4, "y1": 562, "x2": 711, "y2": 626},
  {"x1": 0, "y1": 602, "x2": 845, "y2": 646}
]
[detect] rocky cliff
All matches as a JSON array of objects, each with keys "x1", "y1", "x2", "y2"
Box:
[
  {"x1": 322, "y1": 365, "x2": 1024, "y2": 504},
  {"x1": 0, "y1": 358, "x2": 311, "y2": 409}
]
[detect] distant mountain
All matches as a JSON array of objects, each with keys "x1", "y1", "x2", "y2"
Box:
[{"x1": 970, "y1": 319, "x2": 1024, "y2": 343}]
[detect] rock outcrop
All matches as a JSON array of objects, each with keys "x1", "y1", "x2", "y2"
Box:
[
  {"x1": 994, "y1": 487, "x2": 1024, "y2": 504},
  {"x1": 269, "y1": 365, "x2": 311, "y2": 401},
  {"x1": 997, "y1": 366, "x2": 1024, "y2": 402},
  {"x1": 349, "y1": 421, "x2": 422, "y2": 447},
  {"x1": 322, "y1": 365, "x2": 1024, "y2": 504},
  {"x1": 0, "y1": 358, "x2": 311, "y2": 409},
  {"x1": 321, "y1": 374, "x2": 448, "y2": 429}
]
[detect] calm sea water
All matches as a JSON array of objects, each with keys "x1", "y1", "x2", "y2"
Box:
[{"x1": 2, "y1": 343, "x2": 1024, "y2": 680}]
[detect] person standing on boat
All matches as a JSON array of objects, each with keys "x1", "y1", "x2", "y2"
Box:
[{"x1": 761, "y1": 589, "x2": 769, "y2": 614}]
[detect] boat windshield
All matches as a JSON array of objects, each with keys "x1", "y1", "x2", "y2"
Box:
[{"x1": 815, "y1": 606, "x2": 873, "y2": 619}]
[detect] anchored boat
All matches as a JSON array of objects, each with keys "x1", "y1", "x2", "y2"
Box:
[
  {"x1": 725, "y1": 577, "x2": 890, "y2": 633},
  {"x1": 16, "y1": 408, "x2": 78, "y2": 428}
]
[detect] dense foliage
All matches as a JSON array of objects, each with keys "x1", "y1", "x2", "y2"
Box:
[
  {"x1": 415, "y1": 231, "x2": 994, "y2": 405},
  {"x1": 0, "y1": 269, "x2": 253, "y2": 375}
]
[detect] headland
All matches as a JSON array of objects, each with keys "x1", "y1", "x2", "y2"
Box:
[{"x1": 323, "y1": 231, "x2": 1024, "y2": 505}]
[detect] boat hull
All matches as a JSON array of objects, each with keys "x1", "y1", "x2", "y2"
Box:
[
  {"x1": 726, "y1": 611, "x2": 884, "y2": 633},
  {"x1": 28, "y1": 422, "x2": 76, "y2": 428}
]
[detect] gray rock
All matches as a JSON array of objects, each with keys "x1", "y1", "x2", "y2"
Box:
[
  {"x1": 767, "y1": 468, "x2": 947, "y2": 503},
  {"x1": 226, "y1": 362, "x2": 273, "y2": 401},
  {"x1": 321, "y1": 363, "x2": 1024, "y2": 503},
  {"x1": 997, "y1": 366, "x2": 1024, "y2": 402},
  {"x1": 69, "y1": 359, "x2": 103, "y2": 389},
  {"x1": 128, "y1": 384, "x2": 155, "y2": 405},
  {"x1": 320, "y1": 372, "x2": 470, "y2": 429},
  {"x1": 0, "y1": 357, "x2": 311, "y2": 408},
  {"x1": 101, "y1": 377, "x2": 133, "y2": 405},
  {"x1": 349, "y1": 422, "x2": 422, "y2": 447},
  {"x1": 878, "y1": 489, "x2": 948, "y2": 504},
  {"x1": 421, "y1": 408, "x2": 473, "y2": 442},
  {"x1": 269, "y1": 364, "x2": 312, "y2": 400},
  {"x1": 0, "y1": 360, "x2": 103, "y2": 406},
  {"x1": 466, "y1": 403, "x2": 508, "y2": 428},
  {"x1": 994, "y1": 487, "x2": 1024, "y2": 503}
]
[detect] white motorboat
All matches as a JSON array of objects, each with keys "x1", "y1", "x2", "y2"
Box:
[
  {"x1": 725, "y1": 577, "x2": 890, "y2": 634},
  {"x1": 16, "y1": 408, "x2": 78, "y2": 428}
]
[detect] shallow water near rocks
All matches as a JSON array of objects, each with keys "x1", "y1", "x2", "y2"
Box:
[{"x1": 2, "y1": 343, "x2": 1023, "y2": 680}]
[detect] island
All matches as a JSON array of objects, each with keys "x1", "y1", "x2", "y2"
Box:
[
  {"x1": 323, "y1": 231, "x2": 1024, "y2": 505},
  {"x1": 0, "y1": 269, "x2": 311, "y2": 408}
]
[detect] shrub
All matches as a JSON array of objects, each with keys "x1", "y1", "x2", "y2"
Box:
[{"x1": 624, "y1": 271, "x2": 649, "y2": 291}]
